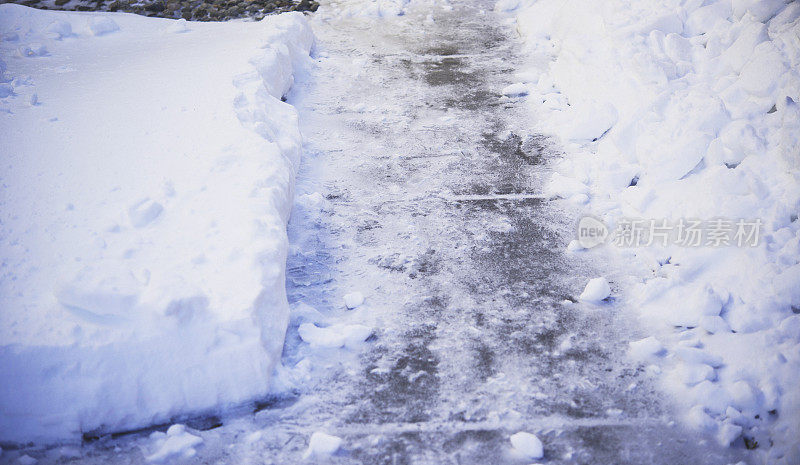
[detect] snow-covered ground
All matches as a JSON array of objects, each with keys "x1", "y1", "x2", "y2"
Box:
[
  {"x1": 1, "y1": 0, "x2": 796, "y2": 462},
  {"x1": 0, "y1": 4, "x2": 313, "y2": 443},
  {"x1": 503, "y1": 0, "x2": 800, "y2": 461},
  {"x1": 314, "y1": 0, "x2": 419, "y2": 18}
]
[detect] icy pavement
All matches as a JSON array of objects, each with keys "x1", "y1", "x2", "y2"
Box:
[
  {"x1": 261, "y1": 0, "x2": 750, "y2": 463},
  {"x1": 0, "y1": 0, "x2": 756, "y2": 463}
]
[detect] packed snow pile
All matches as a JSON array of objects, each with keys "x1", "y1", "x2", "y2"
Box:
[
  {"x1": 505, "y1": 0, "x2": 800, "y2": 461},
  {"x1": 0, "y1": 4, "x2": 313, "y2": 443}
]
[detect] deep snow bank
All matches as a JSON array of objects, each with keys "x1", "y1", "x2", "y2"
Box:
[
  {"x1": 0, "y1": 5, "x2": 313, "y2": 443},
  {"x1": 505, "y1": 0, "x2": 800, "y2": 461}
]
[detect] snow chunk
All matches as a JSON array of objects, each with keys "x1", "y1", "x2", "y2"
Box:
[
  {"x1": 675, "y1": 347, "x2": 723, "y2": 368},
  {"x1": 698, "y1": 315, "x2": 731, "y2": 334},
  {"x1": 737, "y1": 43, "x2": 787, "y2": 97},
  {"x1": 296, "y1": 192, "x2": 331, "y2": 212},
  {"x1": 146, "y1": 424, "x2": 203, "y2": 463},
  {"x1": 717, "y1": 422, "x2": 743, "y2": 446},
  {"x1": 17, "y1": 43, "x2": 47, "y2": 57},
  {"x1": 18, "y1": 455, "x2": 37, "y2": 465},
  {"x1": 501, "y1": 82, "x2": 528, "y2": 97},
  {"x1": 290, "y1": 301, "x2": 328, "y2": 325},
  {"x1": 579, "y1": 277, "x2": 611, "y2": 303},
  {"x1": 57, "y1": 447, "x2": 81, "y2": 459},
  {"x1": 494, "y1": 0, "x2": 520, "y2": 13},
  {"x1": 343, "y1": 291, "x2": 365, "y2": 309},
  {"x1": 560, "y1": 103, "x2": 617, "y2": 142},
  {"x1": 298, "y1": 323, "x2": 373, "y2": 349},
  {"x1": 732, "y1": 0, "x2": 785, "y2": 22},
  {"x1": 686, "y1": 405, "x2": 716, "y2": 432},
  {"x1": 45, "y1": 20, "x2": 72, "y2": 40},
  {"x1": 303, "y1": 432, "x2": 342, "y2": 459},
  {"x1": 165, "y1": 18, "x2": 189, "y2": 34},
  {"x1": 88, "y1": 17, "x2": 120, "y2": 36},
  {"x1": 546, "y1": 172, "x2": 588, "y2": 198},
  {"x1": 566, "y1": 239, "x2": 585, "y2": 252},
  {"x1": 691, "y1": 381, "x2": 733, "y2": 415},
  {"x1": 629, "y1": 336, "x2": 665, "y2": 361},
  {"x1": 677, "y1": 363, "x2": 715, "y2": 386},
  {"x1": 729, "y1": 380, "x2": 762, "y2": 413},
  {"x1": 686, "y1": 3, "x2": 731, "y2": 36},
  {"x1": 509, "y1": 431, "x2": 544, "y2": 460}
]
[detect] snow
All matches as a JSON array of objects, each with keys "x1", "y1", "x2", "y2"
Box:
[
  {"x1": 509, "y1": 431, "x2": 544, "y2": 460},
  {"x1": 501, "y1": 82, "x2": 528, "y2": 97},
  {"x1": 314, "y1": 0, "x2": 446, "y2": 19},
  {"x1": 676, "y1": 363, "x2": 716, "y2": 386},
  {"x1": 56, "y1": 447, "x2": 81, "y2": 460},
  {"x1": 87, "y1": 16, "x2": 119, "y2": 36},
  {"x1": 674, "y1": 347, "x2": 724, "y2": 368},
  {"x1": 145, "y1": 424, "x2": 204, "y2": 463},
  {"x1": 17, "y1": 42, "x2": 47, "y2": 57},
  {"x1": 44, "y1": 19, "x2": 72, "y2": 39},
  {"x1": 317, "y1": 0, "x2": 415, "y2": 18},
  {"x1": 165, "y1": 18, "x2": 190, "y2": 34},
  {"x1": 296, "y1": 191, "x2": 331, "y2": 212},
  {"x1": 687, "y1": 404, "x2": 717, "y2": 432},
  {"x1": 298, "y1": 322, "x2": 373, "y2": 349},
  {"x1": 17, "y1": 456, "x2": 36, "y2": 465},
  {"x1": 303, "y1": 431, "x2": 342, "y2": 459},
  {"x1": 343, "y1": 291, "x2": 365, "y2": 309},
  {"x1": 578, "y1": 277, "x2": 611, "y2": 303},
  {"x1": 718, "y1": 423, "x2": 743, "y2": 447},
  {"x1": 0, "y1": 5, "x2": 314, "y2": 444},
  {"x1": 507, "y1": 0, "x2": 800, "y2": 458},
  {"x1": 629, "y1": 336, "x2": 665, "y2": 361}
]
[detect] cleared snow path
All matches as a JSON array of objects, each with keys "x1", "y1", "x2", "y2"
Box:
[{"x1": 264, "y1": 0, "x2": 749, "y2": 463}]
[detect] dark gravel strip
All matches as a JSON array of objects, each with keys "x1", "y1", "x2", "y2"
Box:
[{"x1": 0, "y1": 0, "x2": 317, "y2": 22}]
